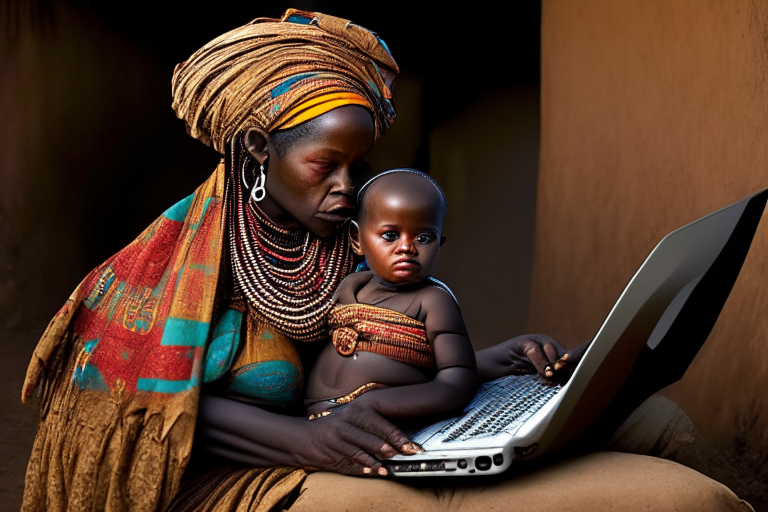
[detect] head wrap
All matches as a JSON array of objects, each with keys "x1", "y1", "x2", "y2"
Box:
[{"x1": 172, "y1": 8, "x2": 399, "y2": 153}]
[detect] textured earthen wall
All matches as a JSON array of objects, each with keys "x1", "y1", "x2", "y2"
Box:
[
  {"x1": 430, "y1": 87, "x2": 540, "y2": 350},
  {"x1": 532, "y1": 0, "x2": 768, "y2": 475}
]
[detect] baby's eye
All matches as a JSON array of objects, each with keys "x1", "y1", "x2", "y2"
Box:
[
  {"x1": 415, "y1": 234, "x2": 435, "y2": 244},
  {"x1": 381, "y1": 231, "x2": 398, "y2": 242}
]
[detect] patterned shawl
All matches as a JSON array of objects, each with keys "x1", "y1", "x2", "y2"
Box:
[{"x1": 21, "y1": 9, "x2": 397, "y2": 511}]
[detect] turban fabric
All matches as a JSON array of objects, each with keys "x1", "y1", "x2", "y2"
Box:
[
  {"x1": 21, "y1": 10, "x2": 397, "y2": 512},
  {"x1": 172, "y1": 8, "x2": 399, "y2": 153}
]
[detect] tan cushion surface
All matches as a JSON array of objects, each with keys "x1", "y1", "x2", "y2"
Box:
[{"x1": 288, "y1": 452, "x2": 753, "y2": 512}]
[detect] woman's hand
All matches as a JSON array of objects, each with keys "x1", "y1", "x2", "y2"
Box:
[
  {"x1": 475, "y1": 334, "x2": 588, "y2": 383},
  {"x1": 195, "y1": 394, "x2": 419, "y2": 477},
  {"x1": 299, "y1": 399, "x2": 421, "y2": 476}
]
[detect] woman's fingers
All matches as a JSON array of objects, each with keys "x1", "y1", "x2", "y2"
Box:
[
  {"x1": 402, "y1": 442, "x2": 425, "y2": 455},
  {"x1": 339, "y1": 422, "x2": 399, "y2": 460},
  {"x1": 522, "y1": 341, "x2": 551, "y2": 377},
  {"x1": 541, "y1": 342, "x2": 559, "y2": 377},
  {"x1": 478, "y1": 334, "x2": 576, "y2": 382},
  {"x1": 331, "y1": 440, "x2": 387, "y2": 476},
  {"x1": 323, "y1": 447, "x2": 374, "y2": 476},
  {"x1": 306, "y1": 404, "x2": 413, "y2": 475},
  {"x1": 543, "y1": 342, "x2": 559, "y2": 365},
  {"x1": 306, "y1": 419, "x2": 389, "y2": 476},
  {"x1": 516, "y1": 335, "x2": 573, "y2": 379},
  {"x1": 531, "y1": 334, "x2": 568, "y2": 357},
  {"x1": 553, "y1": 352, "x2": 570, "y2": 371},
  {"x1": 502, "y1": 347, "x2": 536, "y2": 374},
  {"x1": 346, "y1": 406, "x2": 412, "y2": 454}
]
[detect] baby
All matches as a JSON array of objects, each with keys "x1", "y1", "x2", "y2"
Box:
[{"x1": 306, "y1": 169, "x2": 478, "y2": 427}]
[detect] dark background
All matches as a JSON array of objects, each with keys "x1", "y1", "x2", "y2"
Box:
[{"x1": 0, "y1": 0, "x2": 542, "y2": 507}]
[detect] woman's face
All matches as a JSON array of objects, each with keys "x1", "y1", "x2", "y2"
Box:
[{"x1": 257, "y1": 106, "x2": 375, "y2": 238}]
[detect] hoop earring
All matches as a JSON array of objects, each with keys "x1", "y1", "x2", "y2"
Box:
[
  {"x1": 241, "y1": 155, "x2": 267, "y2": 202},
  {"x1": 241, "y1": 157, "x2": 252, "y2": 189},
  {"x1": 251, "y1": 163, "x2": 266, "y2": 202}
]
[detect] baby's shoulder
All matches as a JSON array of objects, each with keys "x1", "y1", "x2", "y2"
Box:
[
  {"x1": 419, "y1": 278, "x2": 467, "y2": 335},
  {"x1": 334, "y1": 271, "x2": 374, "y2": 304},
  {"x1": 419, "y1": 278, "x2": 460, "y2": 312}
]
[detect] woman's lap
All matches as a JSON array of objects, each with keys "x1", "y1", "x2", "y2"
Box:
[
  {"x1": 166, "y1": 395, "x2": 753, "y2": 511},
  {"x1": 288, "y1": 452, "x2": 752, "y2": 512},
  {"x1": 288, "y1": 396, "x2": 754, "y2": 511}
]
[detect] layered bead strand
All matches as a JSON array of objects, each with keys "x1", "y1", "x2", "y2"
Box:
[{"x1": 226, "y1": 139, "x2": 355, "y2": 342}]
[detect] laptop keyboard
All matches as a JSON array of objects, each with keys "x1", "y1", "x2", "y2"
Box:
[{"x1": 439, "y1": 374, "x2": 561, "y2": 443}]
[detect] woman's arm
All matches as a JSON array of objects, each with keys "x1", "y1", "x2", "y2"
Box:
[
  {"x1": 195, "y1": 393, "x2": 419, "y2": 475},
  {"x1": 353, "y1": 365, "x2": 477, "y2": 419},
  {"x1": 475, "y1": 334, "x2": 590, "y2": 382}
]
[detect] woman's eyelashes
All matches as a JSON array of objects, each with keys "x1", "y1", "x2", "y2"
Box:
[
  {"x1": 310, "y1": 159, "x2": 366, "y2": 179},
  {"x1": 310, "y1": 160, "x2": 336, "y2": 173}
]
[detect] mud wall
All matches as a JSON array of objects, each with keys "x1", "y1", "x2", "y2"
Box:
[{"x1": 531, "y1": 0, "x2": 768, "y2": 476}]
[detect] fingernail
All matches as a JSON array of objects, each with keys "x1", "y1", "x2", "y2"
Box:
[
  {"x1": 545, "y1": 370, "x2": 554, "y2": 378},
  {"x1": 553, "y1": 361, "x2": 565, "y2": 371},
  {"x1": 402, "y1": 442, "x2": 425, "y2": 455},
  {"x1": 381, "y1": 443, "x2": 398, "y2": 457},
  {"x1": 363, "y1": 467, "x2": 372, "y2": 474},
  {"x1": 378, "y1": 467, "x2": 388, "y2": 476},
  {"x1": 561, "y1": 354, "x2": 570, "y2": 361}
]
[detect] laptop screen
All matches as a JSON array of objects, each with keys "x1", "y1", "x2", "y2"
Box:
[{"x1": 539, "y1": 188, "x2": 768, "y2": 452}]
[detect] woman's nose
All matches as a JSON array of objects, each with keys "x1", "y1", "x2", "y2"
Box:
[{"x1": 330, "y1": 166, "x2": 355, "y2": 197}]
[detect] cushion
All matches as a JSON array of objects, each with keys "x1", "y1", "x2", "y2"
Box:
[{"x1": 288, "y1": 452, "x2": 753, "y2": 512}]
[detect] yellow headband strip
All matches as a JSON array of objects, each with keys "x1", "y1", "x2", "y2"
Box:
[{"x1": 275, "y1": 92, "x2": 372, "y2": 130}]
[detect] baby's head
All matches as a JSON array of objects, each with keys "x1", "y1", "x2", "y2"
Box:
[{"x1": 352, "y1": 169, "x2": 448, "y2": 285}]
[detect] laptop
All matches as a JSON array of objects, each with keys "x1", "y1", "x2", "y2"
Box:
[{"x1": 386, "y1": 188, "x2": 768, "y2": 477}]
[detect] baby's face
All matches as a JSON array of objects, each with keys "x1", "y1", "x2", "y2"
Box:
[{"x1": 357, "y1": 183, "x2": 444, "y2": 285}]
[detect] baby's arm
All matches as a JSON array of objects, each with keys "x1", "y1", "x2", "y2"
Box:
[{"x1": 355, "y1": 287, "x2": 478, "y2": 419}]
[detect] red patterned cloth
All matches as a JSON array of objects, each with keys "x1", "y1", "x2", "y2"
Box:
[{"x1": 329, "y1": 303, "x2": 435, "y2": 368}]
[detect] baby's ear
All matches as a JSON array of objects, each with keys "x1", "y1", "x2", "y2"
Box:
[
  {"x1": 440, "y1": 235, "x2": 447, "y2": 247},
  {"x1": 349, "y1": 221, "x2": 365, "y2": 256}
]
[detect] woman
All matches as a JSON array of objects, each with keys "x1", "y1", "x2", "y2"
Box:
[
  {"x1": 21, "y1": 9, "x2": 747, "y2": 512},
  {"x1": 20, "y1": 9, "x2": 575, "y2": 511}
]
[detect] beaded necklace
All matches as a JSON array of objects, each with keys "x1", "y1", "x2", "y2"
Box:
[{"x1": 226, "y1": 138, "x2": 356, "y2": 342}]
